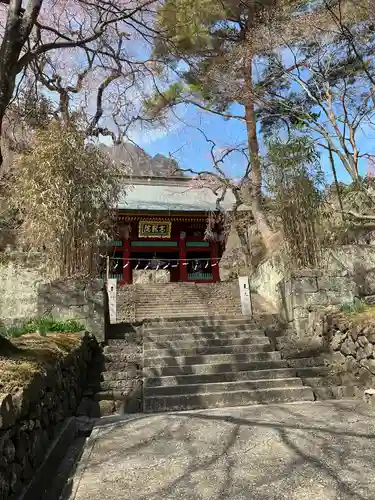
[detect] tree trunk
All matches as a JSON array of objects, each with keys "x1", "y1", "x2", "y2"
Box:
[
  {"x1": 0, "y1": 19, "x2": 23, "y2": 165},
  {"x1": 243, "y1": 58, "x2": 275, "y2": 247},
  {"x1": 0, "y1": 1, "x2": 42, "y2": 165}
]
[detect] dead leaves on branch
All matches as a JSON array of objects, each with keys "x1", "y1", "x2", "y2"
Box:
[{"x1": 11, "y1": 121, "x2": 126, "y2": 278}]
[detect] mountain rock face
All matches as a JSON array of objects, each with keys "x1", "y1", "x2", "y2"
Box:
[{"x1": 100, "y1": 142, "x2": 184, "y2": 177}]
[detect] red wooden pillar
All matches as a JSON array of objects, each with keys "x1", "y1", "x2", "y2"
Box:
[
  {"x1": 122, "y1": 240, "x2": 132, "y2": 284},
  {"x1": 211, "y1": 242, "x2": 220, "y2": 282},
  {"x1": 179, "y1": 234, "x2": 188, "y2": 282}
]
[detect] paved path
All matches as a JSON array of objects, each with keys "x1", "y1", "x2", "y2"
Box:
[{"x1": 65, "y1": 401, "x2": 375, "y2": 500}]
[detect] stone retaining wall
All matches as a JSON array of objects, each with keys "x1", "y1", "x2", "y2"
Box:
[
  {"x1": 0, "y1": 251, "x2": 46, "y2": 327},
  {"x1": 38, "y1": 279, "x2": 107, "y2": 342},
  {"x1": 79, "y1": 328, "x2": 143, "y2": 416},
  {"x1": 325, "y1": 315, "x2": 375, "y2": 388},
  {"x1": 280, "y1": 268, "x2": 356, "y2": 329},
  {"x1": 251, "y1": 245, "x2": 375, "y2": 312},
  {"x1": 0, "y1": 333, "x2": 99, "y2": 500}
]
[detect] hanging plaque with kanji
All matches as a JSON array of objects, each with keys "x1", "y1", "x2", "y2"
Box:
[{"x1": 138, "y1": 220, "x2": 172, "y2": 238}]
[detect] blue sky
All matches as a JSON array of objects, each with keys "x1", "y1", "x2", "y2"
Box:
[
  {"x1": 33, "y1": 25, "x2": 375, "y2": 187},
  {"x1": 132, "y1": 99, "x2": 374, "y2": 186},
  {"x1": 130, "y1": 40, "x2": 375, "y2": 187}
]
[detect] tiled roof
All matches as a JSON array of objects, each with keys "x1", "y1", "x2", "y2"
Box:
[{"x1": 117, "y1": 177, "x2": 249, "y2": 213}]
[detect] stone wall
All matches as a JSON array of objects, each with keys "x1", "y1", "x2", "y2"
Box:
[
  {"x1": 251, "y1": 245, "x2": 375, "y2": 312},
  {"x1": 0, "y1": 251, "x2": 46, "y2": 326},
  {"x1": 79, "y1": 328, "x2": 143, "y2": 416},
  {"x1": 325, "y1": 314, "x2": 375, "y2": 389},
  {"x1": 273, "y1": 268, "x2": 356, "y2": 357},
  {"x1": 37, "y1": 279, "x2": 107, "y2": 343},
  {"x1": 280, "y1": 268, "x2": 356, "y2": 326},
  {"x1": 250, "y1": 245, "x2": 375, "y2": 355},
  {"x1": 0, "y1": 333, "x2": 99, "y2": 500}
]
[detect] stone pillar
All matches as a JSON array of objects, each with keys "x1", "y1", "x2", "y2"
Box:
[
  {"x1": 122, "y1": 240, "x2": 132, "y2": 283},
  {"x1": 211, "y1": 242, "x2": 220, "y2": 282},
  {"x1": 179, "y1": 232, "x2": 188, "y2": 282},
  {"x1": 107, "y1": 278, "x2": 117, "y2": 323}
]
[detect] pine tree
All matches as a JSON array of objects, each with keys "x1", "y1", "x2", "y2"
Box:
[{"x1": 146, "y1": 0, "x2": 330, "y2": 248}]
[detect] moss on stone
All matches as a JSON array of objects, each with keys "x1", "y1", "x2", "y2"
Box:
[{"x1": 0, "y1": 333, "x2": 82, "y2": 394}]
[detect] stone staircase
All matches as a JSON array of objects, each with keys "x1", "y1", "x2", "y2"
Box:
[
  {"x1": 96, "y1": 315, "x2": 356, "y2": 415},
  {"x1": 116, "y1": 282, "x2": 276, "y2": 323},
  {"x1": 142, "y1": 315, "x2": 312, "y2": 412},
  {"x1": 98, "y1": 314, "x2": 359, "y2": 415}
]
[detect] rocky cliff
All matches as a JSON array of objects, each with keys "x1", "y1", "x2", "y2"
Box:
[{"x1": 100, "y1": 142, "x2": 184, "y2": 177}]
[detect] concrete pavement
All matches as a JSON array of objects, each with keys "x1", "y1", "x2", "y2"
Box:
[{"x1": 64, "y1": 400, "x2": 375, "y2": 500}]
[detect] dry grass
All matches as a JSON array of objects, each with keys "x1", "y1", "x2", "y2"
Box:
[
  {"x1": 345, "y1": 307, "x2": 375, "y2": 324},
  {"x1": 0, "y1": 333, "x2": 81, "y2": 394}
]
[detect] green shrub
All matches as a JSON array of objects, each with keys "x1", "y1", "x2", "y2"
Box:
[
  {"x1": 340, "y1": 297, "x2": 366, "y2": 315},
  {"x1": 0, "y1": 315, "x2": 85, "y2": 339}
]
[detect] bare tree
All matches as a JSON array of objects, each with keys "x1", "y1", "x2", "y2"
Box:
[
  {"x1": 0, "y1": 0, "x2": 158, "y2": 163},
  {"x1": 251, "y1": 0, "x2": 375, "y2": 218}
]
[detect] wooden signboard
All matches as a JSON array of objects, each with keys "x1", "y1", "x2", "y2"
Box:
[{"x1": 138, "y1": 220, "x2": 172, "y2": 238}]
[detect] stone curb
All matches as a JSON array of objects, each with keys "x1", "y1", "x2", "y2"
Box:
[
  {"x1": 14, "y1": 417, "x2": 76, "y2": 500},
  {"x1": 61, "y1": 426, "x2": 101, "y2": 500}
]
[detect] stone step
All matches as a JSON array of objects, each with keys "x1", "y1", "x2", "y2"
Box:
[
  {"x1": 143, "y1": 320, "x2": 262, "y2": 333},
  {"x1": 107, "y1": 329, "x2": 266, "y2": 342},
  {"x1": 143, "y1": 343, "x2": 273, "y2": 358},
  {"x1": 285, "y1": 357, "x2": 327, "y2": 368},
  {"x1": 143, "y1": 386, "x2": 315, "y2": 412},
  {"x1": 132, "y1": 296, "x2": 236, "y2": 302},
  {"x1": 135, "y1": 312, "x2": 241, "y2": 320},
  {"x1": 127, "y1": 299, "x2": 237, "y2": 305},
  {"x1": 144, "y1": 368, "x2": 300, "y2": 387},
  {"x1": 294, "y1": 366, "x2": 331, "y2": 378},
  {"x1": 133, "y1": 305, "x2": 240, "y2": 310},
  {"x1": 312, "y1": 385, "x2": 360, "y2": 400},
  {"x1": 144, "y1": 377, "x2": 303, "y2": 397},
  {"x1": 143, "y1": 351, "x2": 281, "y2": 368},
  {"x1": 300, "y1": 376, "x2": 342, "y2": 388},
  {"x1": 143, "y1": 359, "x2": 290, "y2": 377},
  {"x1": 142, "y1": 336, "x2": 270, "y2": 350},
  {"x1": 142, "y1": 315, "x2": 256, "y2": 326},
  {"x1": 144, "y1": 332, "x2": 266, "y2": 343},
  {"x1": 133, "y1": 304, "x2": 239, "y2": 309},
  {"x1": 144, "y1": 325, "x2": 265, "y2": 336}
]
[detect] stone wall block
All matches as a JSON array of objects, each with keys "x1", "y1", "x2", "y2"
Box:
[
  {"x1": 356, "y1": 269, "x2": 375, "y2": 297},
  {"x1": 331, "y1": 333, "x2": 344, "y2": 351},
  {"x1": 357, "y1": 335, "x2": 369, "y2": 347},
  {"x1": 318, "y1": 276, "x2": 357, "y2": 294},
  {"x1": 0, "y1": 395, "x2": 16, "y2": 430},
  {"x1": 290, "y1": 269, "x2": 322, "y2": 278},
  {"x1": 356, "y1": 347, "x2": 367, "y2": 362},
  {"x1": 293, "y1": 290, "x2": 329, "y2": 309},
  {"x1": 291, "y1": 277, "x2": 318, "y2": 294},
  {"x1": 341, "y1": 338, "x2": 357, "y2": 356},
  {"x1": 360, "y1": 358, "x2": 375, "y2": 375},
  {"x1": 364, "y1": 343, "x2": 373, "y2": 358}
]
